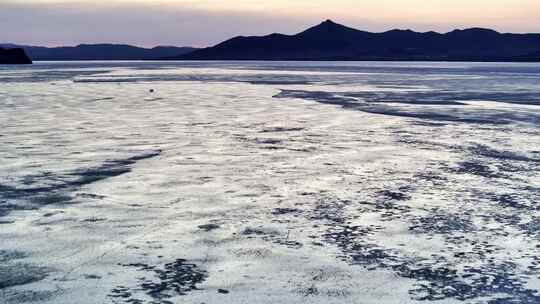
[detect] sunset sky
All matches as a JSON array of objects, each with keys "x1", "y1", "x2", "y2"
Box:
[{"x1": 2, "y1": 0, "x2": 539, "y2": 47}]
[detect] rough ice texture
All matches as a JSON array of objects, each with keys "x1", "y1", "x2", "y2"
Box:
[{"x1": 0, "y1": 61, "x2": 540, "y2": 304}]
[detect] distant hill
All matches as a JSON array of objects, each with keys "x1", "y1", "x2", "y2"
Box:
[
  {"x1": 0, "y1": 47, "x2": 32, "y2": 64},
  {"x1": 0, "y1": 44, "x2": 198, "y2": 61},
  {"x1": 168, "y1": 20, "x2": 540, "y2": 62}
]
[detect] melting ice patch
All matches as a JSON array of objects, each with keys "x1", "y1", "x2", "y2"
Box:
[
  {"x1": 0, "y1": 150, "x2": 161, "y2": 218},
  {"x1": 273, "y1": 89, "x2": 540, "y2": 125}
]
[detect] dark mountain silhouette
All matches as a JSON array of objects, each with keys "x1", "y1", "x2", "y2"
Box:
[
  {"x1": 0, "y1": 47, "x2": 32, "y2": 64},
  {"x1": 0, "y1": 44, "x2": 198, "y2": 61},
  {"x1": 169, "y1": 20, "x2": 540, "y2": 62}
]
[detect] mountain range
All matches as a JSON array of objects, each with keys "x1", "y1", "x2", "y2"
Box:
[
  {"x1": 3, "y1": 20, "x2": 540, "y2": 63},
  {"x1": 0, "y1": 43, "x2": 197, "y2": 61},
  {"x1": 170, "y1": 20, "x2": 540, "y2": 61}
]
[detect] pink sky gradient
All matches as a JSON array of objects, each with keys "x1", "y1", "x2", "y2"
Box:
[{"x1": 1, "y1": 0, "x2": 539, "y2": 47}]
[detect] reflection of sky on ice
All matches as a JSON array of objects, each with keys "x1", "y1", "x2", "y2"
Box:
[{"x1": 0, "y1": 61, "x2": 539, "y2": 304}]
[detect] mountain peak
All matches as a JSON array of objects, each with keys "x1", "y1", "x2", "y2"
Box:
[
  {"x1": 317, "y1": 19, "x2": 343, "y2": 28},
  {"x1": 448, "y1": 28, "x2": 500, "y2": 35},
  {"x1": 298, "y1": 19, "x2": 358, "y2": 37},
  {"x1": 384, "y1": 29, "x2": 417, "y2": 34}
]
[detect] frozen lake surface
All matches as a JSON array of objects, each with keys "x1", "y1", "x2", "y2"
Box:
[{"x1": 1, "y1": 61, "x2": 540, "y2": 303}]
